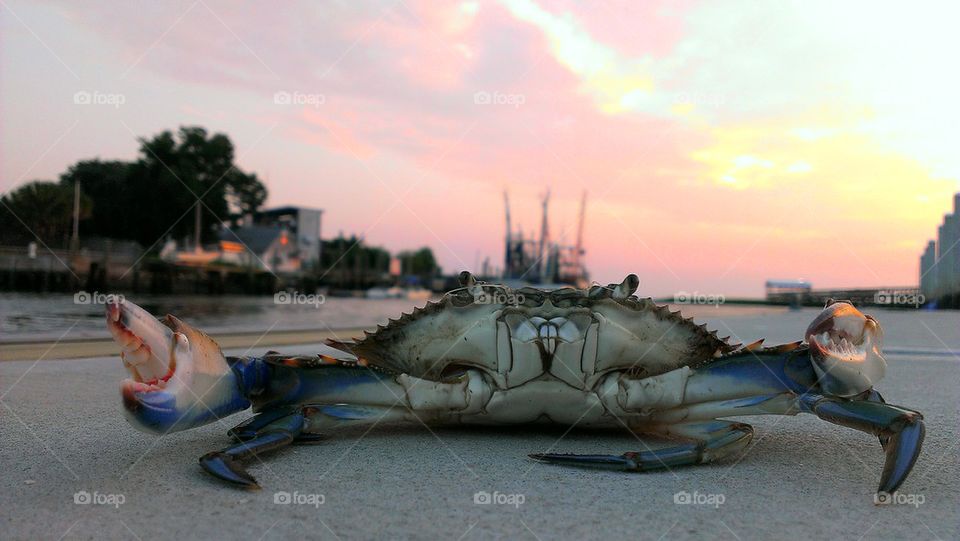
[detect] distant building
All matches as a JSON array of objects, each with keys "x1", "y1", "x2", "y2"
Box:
[
  {"x1": 919, "y1": 240, "x2": 937, "y2": 298},
  {"x1": 161, "y1": 205, "x2": 323, "y2": 276},
  {"x1": 253, "y1": 206, "x2": 323, "y2": 270},
  {"x1": 920, "y1": 193, "x2": 960, "y2": 306},
  {"x1": 219, "y1": 225, "x2": 299, "y2": 274},
  {"x1": 765, "y1": 279, "x2": 812, "y2": 303}
]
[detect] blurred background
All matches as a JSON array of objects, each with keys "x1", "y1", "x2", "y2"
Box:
[{"x1": 2, "y1": 0, "x2": 959, "y2": 343}]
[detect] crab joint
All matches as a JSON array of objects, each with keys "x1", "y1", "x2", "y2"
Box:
[
  {"x1": 397, "y1": 371, "x2": 491, "y2": 413},
  {"x1": 601, "y1": 366, "x2": 692, "y2": 414}
]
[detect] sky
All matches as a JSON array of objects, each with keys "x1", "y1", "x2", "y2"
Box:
[{"x1": 2, "y1": 0, "x2": 958, "y2": 296}]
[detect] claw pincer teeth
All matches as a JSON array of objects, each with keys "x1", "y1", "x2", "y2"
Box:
[{"x1": 106, "y1": 301, "x2": 177, "y2": 385}]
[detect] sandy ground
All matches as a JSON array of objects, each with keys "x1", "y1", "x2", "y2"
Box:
[{"x1": 1, "y1": 345, "x2": 957, "y2": 541}]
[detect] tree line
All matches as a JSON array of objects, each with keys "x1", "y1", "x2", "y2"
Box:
[
  {"x1": 0, "y1": 126, "x2": 268, "y2": 249},
  {"x1": 1, "y1": 125, "x2": 440, "y2": 287},
  {"x1": 320, "y1": 235, "x2": 439, "y2": 288}
]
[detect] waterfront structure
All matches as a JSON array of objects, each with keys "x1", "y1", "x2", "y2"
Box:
[
  {"x1": 219, "y1": 226, "x2": 299, "y2": 274},
  {"x1": 919, "y1": 193, "x2": 960, "y2": 307},
  {"x1": 503, "y1": 190, "x2": 588, "y2": 286},
  {"x1": 162, "y1": 205, "x2": 323, "y2": 275},
  {"x1": 765, "y1": 280, "x2": 812, "y2": 304},
  {"x1": 253, "y1": 206, "x2": 323, "y2": 271}
]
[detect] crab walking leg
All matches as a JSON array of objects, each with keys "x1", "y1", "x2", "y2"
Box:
[
  {"x1": 797, "y1": 393, "x2": 924, "y2": 494},
  {"x1": 200, "y1": 409, "x2": 307, "y2": 488},
  {"x1": 530, "y1": 420, "x2": 754, "y2": 471},
  {"x1": 228, "y1": 405, "x2": 303, "y2": 441},
  {"x1": 590, "y1": 350, "x2": 924, "y2": 494},
  {"x1": 643, "y1": 391, "x2": 923, "y2": 494}
]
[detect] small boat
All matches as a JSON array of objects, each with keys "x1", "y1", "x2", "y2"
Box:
[{"x1": 366, "y1": 287, "x2": 433, "y2": 300}]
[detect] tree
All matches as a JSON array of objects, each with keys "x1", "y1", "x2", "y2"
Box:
[
  {"x1": 226, "y1": 169, "x2": 268, "y2": 218},
  {"x1": 0, "y1": 181, "x2": 90, "y2": 246},
  {"x1": 129, "y1": 127, "x2": 233, "y2": 246},
  {"x1": 5, "y1": 126, "x2": 268, "y2": 252},
  {"x1": 320, "y1": 235, "x2": 391, "y2": 288},
  {"x1": 59, "y1": 160, "x2": 131, "y2": 240},
  {"x1": 398, "y1": 247, "x2": 439, "y2": 277}
]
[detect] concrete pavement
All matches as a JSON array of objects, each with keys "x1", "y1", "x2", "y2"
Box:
[{"x1": 1, "y1": 346, "x2": 957, "y2": 540}]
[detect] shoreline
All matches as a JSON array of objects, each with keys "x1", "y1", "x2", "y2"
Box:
[{"x1": 0, "y1": 327, "x2": 367, "y2": 362}]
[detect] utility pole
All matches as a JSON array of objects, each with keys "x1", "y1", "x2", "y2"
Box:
[
  {"x1": 70, "y1": 180, "x2": 80, "y2": 251},
  {"x1": 194, "y1": 202, "x2": 201, "y2": 252}
]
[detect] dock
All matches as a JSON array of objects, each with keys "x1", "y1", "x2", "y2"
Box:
[{"x1": 0, "y1": 327, "x2": 367, "y2": 362}]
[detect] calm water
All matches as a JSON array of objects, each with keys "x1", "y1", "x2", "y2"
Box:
[{"x1": 1, "y1": 293, "x2": 957, "y2": 360}]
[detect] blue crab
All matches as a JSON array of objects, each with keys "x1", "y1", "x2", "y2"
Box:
[{"x1": 105, "y1": 273, "x2": 924, "y2": 496}]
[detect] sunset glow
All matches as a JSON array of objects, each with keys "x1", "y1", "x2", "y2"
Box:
[{"x1": 2, "y1": 0, "x2": 958, "y2": 295}]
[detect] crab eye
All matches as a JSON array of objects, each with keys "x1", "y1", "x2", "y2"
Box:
[
  {"x1": 517, "y1": 290, "x2": 545, "y2": 307},
  {"x1": 549, "y1": 288, "x2": 580, "y2": 308},
  {"x1": 448, "y1": 288, "x2": 477, "y2": 307}
]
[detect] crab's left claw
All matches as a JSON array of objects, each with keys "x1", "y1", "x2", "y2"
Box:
[{"x1": 802, "y1": 301, "x2": 924, "y2": 494}]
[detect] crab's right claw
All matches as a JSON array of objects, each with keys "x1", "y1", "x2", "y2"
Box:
[{"x1": 106, "y1": 300, "x2": 250, "y2": 434}]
